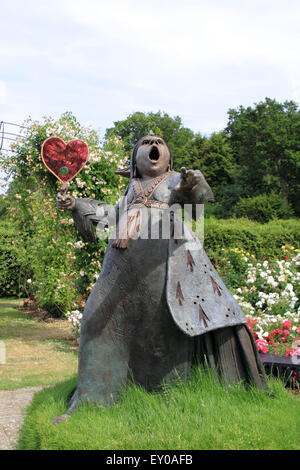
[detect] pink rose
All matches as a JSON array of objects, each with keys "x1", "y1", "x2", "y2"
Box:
[
  {"x1": 282, "y1": 320, "x2": 291, "y2": 329},
  {"x1": 256, "y1": 339, "x2": 268, "y2": 354}
]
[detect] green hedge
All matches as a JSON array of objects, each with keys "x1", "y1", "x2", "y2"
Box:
[
  {"x1": 233, "y1": 193, "x2": 294, "y2": 223},
  {"x1": 0, "y1": 222, "x2": 24, "y2": 297},
  {"x1": 203, "y1": 217, "x2": 300, "y2": 259}
]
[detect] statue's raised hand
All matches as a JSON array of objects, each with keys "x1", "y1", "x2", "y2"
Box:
[
  {"x1": 56, "y1": 191, "x2": 76, "y2": 211},
  {"x1": 179, "y1": 167, "x2": 203, "y2": 191}
]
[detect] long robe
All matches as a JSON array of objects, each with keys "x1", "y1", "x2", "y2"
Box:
[{"x1": 69, "y1": 171, "x2": 267, "y2": 410}]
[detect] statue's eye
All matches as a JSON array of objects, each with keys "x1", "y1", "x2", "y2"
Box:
[{"x1": 143, "y1": 140, "x2": 149, "y2": 145}]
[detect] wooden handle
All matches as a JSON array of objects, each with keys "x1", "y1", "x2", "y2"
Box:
[{"x1": 60, "y1": 182, "x2": 69, "y2": 195}]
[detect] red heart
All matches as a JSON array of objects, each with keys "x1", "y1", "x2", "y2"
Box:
[{"x1": 41, "y1": 137, "x2": 89, "y2": 183}]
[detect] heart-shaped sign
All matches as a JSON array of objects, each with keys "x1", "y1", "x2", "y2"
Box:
[{"x1": 41, "y1": 137, "x2": 89, "y2": 183}]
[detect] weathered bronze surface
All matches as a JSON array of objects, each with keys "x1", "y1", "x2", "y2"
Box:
[{"x1": 55, "y1": 133, "x2": 267, "y2": 419}]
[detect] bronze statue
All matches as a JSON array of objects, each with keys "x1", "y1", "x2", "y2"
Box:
[{"x1": 55, "y1": 132, "x2": 267, "y2": 421}]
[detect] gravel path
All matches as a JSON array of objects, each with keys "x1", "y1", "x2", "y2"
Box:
[{"x1": 0, "y1": 387, "x2": 43, "y2": 450}]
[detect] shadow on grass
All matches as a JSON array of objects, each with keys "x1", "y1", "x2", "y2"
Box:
[{"x1": 0, "y1": 301, "x2": 74, "y2": 343}]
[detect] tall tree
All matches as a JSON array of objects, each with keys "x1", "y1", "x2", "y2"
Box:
[
  {"x1": 105, "y1": 111, "x2": 195, "y2": 170},
  {"x1": 193, "y1": 131, "x2": 235, "y2": 188},
  {"x1": 225, "y1": 98, "x2": 300, "y2": 210},
  {"x1": 188, "y1": 132, "x2": 238, "y2": 217}
]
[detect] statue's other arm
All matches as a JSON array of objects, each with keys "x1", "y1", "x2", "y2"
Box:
[{"x1": 168, "y1": 168, "x2": 215, "y2": 206}]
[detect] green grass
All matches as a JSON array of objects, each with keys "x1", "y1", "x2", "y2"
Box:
[
  {"x1": 0, "y1": 298, "x2": 78, "y2": 389},
  {"x1": 17, "y1": 368, "x2": 300, "y2": 450}
]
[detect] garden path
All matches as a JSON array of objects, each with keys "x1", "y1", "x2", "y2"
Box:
[{"x1": 0, "y1": 386, "x2": 43, "y2": 450}]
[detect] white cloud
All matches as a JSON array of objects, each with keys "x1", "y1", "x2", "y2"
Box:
[{"x1": 63, "y1": 0, "x2": 300, "y2": 73}]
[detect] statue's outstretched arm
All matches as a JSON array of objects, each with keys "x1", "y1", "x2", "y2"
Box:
[
  {"x1": 57, "y1": 192, "x2": 121, "y2": 244},
  {"x1": 71, "y1": 198, "x2": 113, "y2": 243}
]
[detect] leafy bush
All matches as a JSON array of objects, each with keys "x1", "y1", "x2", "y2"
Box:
[
  {"x1": 0, "y1": 221, "x2": 29, "y2": 297},
  {"x1": 233, "y1": 193, "x2": 294, "y2": 223}
]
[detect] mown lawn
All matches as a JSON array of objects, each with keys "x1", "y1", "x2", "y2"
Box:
[
  {"x1": 17, "y1": 368, "x2": 300, "y2": 450},
  {"x1": 0, "y1": 298, "x2": 78, "y2": 389}
]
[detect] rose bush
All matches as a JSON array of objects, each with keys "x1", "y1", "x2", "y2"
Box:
[{"x1": 0, "y1": 112, "x2": 128, "y2": 316}]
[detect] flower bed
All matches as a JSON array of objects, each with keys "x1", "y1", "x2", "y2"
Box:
[{"x1": 213, "y1": 244, "x2": 300, "y2": 359}]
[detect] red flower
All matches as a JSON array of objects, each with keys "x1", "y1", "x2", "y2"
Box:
[
  {"x1": 282, "y1": 320, "x2": 291, "y2": 329},
  {"x1": 282, "y1": 329, "x2": 289, "y2": 336},
  {"x1": 284, "y1": 255, "x2": 288, "y2": 259},
  {"x1": 223, "y1": 265, "x2": 227, "y2": 268},
  {"x1": 222, "y1": 272, "x2": 225, "y2": 275},
  {"x1": 271, "y1": 328, "x2": 282, "y2": 337},
  {"x1": 29, "y1": 297, "x2": 34, "y2": 301},
  {"x1": 215, "y1": 260, "x2": 218, "y2": 264}
]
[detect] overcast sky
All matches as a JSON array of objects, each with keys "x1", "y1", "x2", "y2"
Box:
[{"x1": 1, "y1": 0, "x2": 300, "y2": 140}]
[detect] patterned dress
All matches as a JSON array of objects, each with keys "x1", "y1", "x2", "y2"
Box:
[{"x1": 68, "y1": 170, "x2": 267, "y2": 410}]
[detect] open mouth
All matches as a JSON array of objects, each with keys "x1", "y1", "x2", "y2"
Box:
[{"x1": 149, "y1": 146, "x2": 160, "y2": 162}]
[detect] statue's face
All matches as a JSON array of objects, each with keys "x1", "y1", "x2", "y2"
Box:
[{"x1": 135, "y1": 136, "x2": 170, "y2": 177}]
